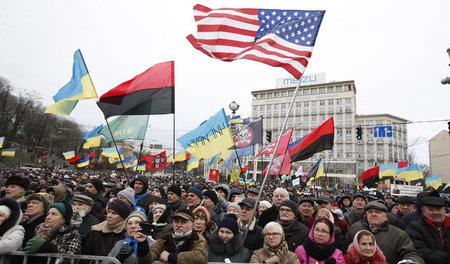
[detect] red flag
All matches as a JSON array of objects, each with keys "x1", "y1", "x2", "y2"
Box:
[
  {"x1": 41, "y1": 155, "x2": 47, "y2": 159},
  {"x1": 360, "y1": 166, "x2": 380, "y2": 188},
  {"x1": 209, "y1": 169, "x2": 219, "y2": 182},
  {"x1": 263, "y1": 153, "x2": 292, "y2": 176},
  {"x1": 289, "y1": 117, "x2": 334, "y2": 162},
  {"x1": 187, "y1": 5, "x2": 325, "y2": 79},
  {"x1": 241, "y1": 164, "x2": 249, "y2": 172},
  {"x1": 88, "y1": 152, "x2": 95, "y2": 158},
  {"x1": 98, "y1": 61, "x2": 174, "y2": 118},
  {"x1": 68, "y1": 155, "x2": 80, "y2": 164},
  {"x1": 146, "y1": 151, "x2": 167, "y2": 171},
  {"x1": 398, "y1": 161, "x2": 408, "y2": 168},
  {"x1": 255, "y1": 128, "x2": 293, "y2": 159}
]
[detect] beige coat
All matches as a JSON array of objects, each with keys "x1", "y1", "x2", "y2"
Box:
[{"x1": 250, "y1": 242, "x2": 300, "y2": 264}]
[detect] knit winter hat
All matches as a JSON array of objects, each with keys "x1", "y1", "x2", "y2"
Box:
[
  {"x1": 219, "y1": 213, "x2": 239, "y2": 235},
  {"x1": 156, "y1": 186, "x2": 166, "y2": 198},
  {"x1": 203, "y1": 190, "x2": 218, "y2": 205},
  {"x1": 259, "y1": 200, "x2": 272, "y2": 209},
  {"x1": 0, "y1": 205, "x2": 11, "y2": 219},
  {"x1": 187, "y1": 187, "x2": 203, "y2": 199},
  {"x1": 90, "y1": 179, "x2": 104, "y2": 193},
  {"x1": 227, "y1": 202, "x2": 240, "y2": 213},
  {"x1": 167, "y1": 185, "x2": 182, "y2": 198},
  {"x1": 126, "y1": 210, "x2": 147, "y2": 223},
  {"x1": 108, "y1": 198, "x2": 132, "y2": 220},
  {"x1": 152, "y1": 204, "x2": 167, "y2": 214},
  {"x1": 280, "y1": 200, "x2": 298, "y2": 214},
  {"x1": 48, "y1": 201, "x2": 73, "y2": 223},
  {"x1": 117, "y1": 187, "x2": 135, "y2": 205},
  {"x1": 193, "y1": 206, "x2": 210, "y2": 224}
]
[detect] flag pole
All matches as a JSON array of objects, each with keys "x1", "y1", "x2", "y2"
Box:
[
  {"x1": 97, "y1": 102, "x2": 130, "y2": 184},
  {"x1": 243, "y1": 79, "x2": 301, "y2": 240},
  {"x1": 172, "y1": 112, "x2": 176, "y2": 184}
]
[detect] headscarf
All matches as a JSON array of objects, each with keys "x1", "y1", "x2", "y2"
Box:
[{"x1": 353, "y1": 230, "x2": 377, "y2": 256}]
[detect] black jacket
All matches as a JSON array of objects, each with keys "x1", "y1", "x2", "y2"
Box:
[
  {"x1": 405, "y1": 217, "x2": 450, "y2": 264},
  {"x1": 257, "y1": 205, "x2": 278, "y2": 228},
  {"x1": 21, "y1": 213, "x2": 46, "y2": 247},
  {"x1": 281, "y1": 219, "x2": 309, "y2": 252},
  {"x1": 238, "y1": 218, "x2": 264, "y2": 252},
  {"x1": 77, "y1": 212, "x2": 100, "y2": 244},
  {"x1": 208, "y1": 229, "x2": 251, "y2": 263}
]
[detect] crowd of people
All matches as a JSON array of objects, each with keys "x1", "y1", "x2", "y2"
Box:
[{"x1": 0, "y1": 166, "x2": 449, "y2": 264}]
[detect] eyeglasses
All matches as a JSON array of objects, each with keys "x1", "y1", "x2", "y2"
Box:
[
  {"x1": 264, "y1": 232, "x2": 281, "y2": 237},
  {"x1": 313, "y1": 228, "x2": 330, "y2": 235}
]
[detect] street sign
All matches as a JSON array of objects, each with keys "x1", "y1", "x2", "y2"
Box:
[{"x1": 374, "y1": 126, "x2": 392, "y2": 137}]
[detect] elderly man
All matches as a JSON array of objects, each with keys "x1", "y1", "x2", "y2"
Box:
[
  {"x1": 346, "y1": 201, "x2": 424, "y2": 264},
  {"x1": 394, "y1": 196, "x2": 415, "y2": 220},
  {"x1": 5, "y1": 175, "x2": 30, "y2": 203},
  {"x1": 237, "y1": 198, "x2": 264, "y2": 252},
  {"x1": 257, "y1": 187, "x2": 289, "y2": 228},
  {"x1": 278, "y1": 200, "x2": 309, "y2": 252},
  {"x1": 405, "y1": 196, "x2": 450, "y2": 264},
  {"x1": 20, "y1": 192, "x2": 53, "y2": 247},
  {"x1": 298, "y1": 198, "x2": 315, "y2": 222},
  {"x1": 344, "y1": 192, "x2": 366, "y2": 226},
  {"x1": 136, "y1": 208, "x2": 208, "y2": 264},
  {"x1": 72, "y1": 192, "x2": 100, "y2": 244},
  {"x1": 187, "y1": 187, "x2": 218, "y2": 223}
]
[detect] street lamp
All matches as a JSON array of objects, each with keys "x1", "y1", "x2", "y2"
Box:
[
  {"x1": 229, "y1": 101, "x2": 240, "y2": 115},
  {"x1": 441, "y1": 47, "x2": 450, "y2": 85}
]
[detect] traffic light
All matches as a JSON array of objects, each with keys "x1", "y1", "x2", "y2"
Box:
[
  {"x1": 356, "y1": 126, "x2": 363, "y2": 140},
  {"x1": 266, "y1": 130, "x2": 272, "y2": 142},
  {"x1": 448, "y1": 122, "x2": 450, "y2": 134}
]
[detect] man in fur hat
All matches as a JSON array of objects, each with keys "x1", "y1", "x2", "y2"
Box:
[{"x1": 5, "y1": 175, "x2": 30, "y2": 203}]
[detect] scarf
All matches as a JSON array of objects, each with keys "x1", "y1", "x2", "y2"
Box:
[
  {"x1": 122, "y1": 237, "x2": 138, "y2": 254},
  {"x1": 265, "y1": 241, "x2": 290, "y2": 263},
  {"x1": 303, "y1": 236, "x2": 336, "y2": 261},
  {"x1": 133, "y1": 192, "x2": 147, "y2": 206},
  {"x1": 172, "y1": 229, "x2": 193, "y2": 249}
]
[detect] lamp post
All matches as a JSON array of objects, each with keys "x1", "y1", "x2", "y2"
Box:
[
  {"x1": 229, "y1": 101, "x2": 245, "y2": 188},
  {"x1": 441, "y1": 47, "x2": 450, "y2": 85}
]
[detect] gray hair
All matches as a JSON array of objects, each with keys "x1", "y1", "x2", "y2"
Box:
[
  {"x1": 263, "y1": 221, "x2": 284, "y2": 242},
  {"x1": 273, "y1": 188, "x2": 289, "y2": 200}
]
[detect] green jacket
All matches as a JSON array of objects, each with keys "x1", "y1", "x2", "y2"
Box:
[{"x1": 346, "y1": 216, "x2": 424, "y2": 264}]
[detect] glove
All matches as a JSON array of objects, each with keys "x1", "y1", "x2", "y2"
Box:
[
  {"x1": 35, "y1": 224, "x2": 62, "y2": 240},
  {"x1": 25, "y1": 236, "x2": 46, "y2": 254},
  {"x1": 117, "y1": 245, "x2": 133, "y2": 262},
  {"x1": 265, "y1": 255, "x2": 281, "y2": 264}
]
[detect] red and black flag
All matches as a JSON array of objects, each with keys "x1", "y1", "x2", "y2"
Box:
[
  {"x1": 68, "y1": 154, "x2": 80, "y2": 164},
  {"x1": 97, "y1": 61, "x2": 174, "y2": 118},
  {"x1": 360, "y1": 166, "x2": 379, "y2": 188},
  {"x1": 288, "y1": 117, "x2": 334, "y2": 162}
]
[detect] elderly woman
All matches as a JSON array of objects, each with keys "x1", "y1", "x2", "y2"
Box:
[
  {"x1": 250, "y1": 221, "x2": 300, "y2": 264},
  {"x1": 103, "y1": 211, "x2": 155, "y2": 264},
  {"x1": 192, "y1": 206, "x2": 217, "y2": 244},
  {"x1": 258, "y1": 200, "x2": 272, "y2": 216},
  {"x1": 344, "y1": 230, "x2": 387, "y2": 264},
  {"x1": 295, "y1": 217, "x2": 345, "y2": 264},
  {"x1": 147, "y1": 204, "x2": 172, "y2": 240},
  {"x1": 226, "y1": 202, "x2": 240, "y2": 218},
  {"x1": 0, "y1": 198, "x2": 24, "y2": 255},
  {"x1": 24, "y1": 201, "x2": 81, "y2": 255},
  {"x1": 83, "y1": 198, "x2": 132, "y2": 257},
  {"x1": 208, "y1": 214, "x2": 251, "y2": 262}
]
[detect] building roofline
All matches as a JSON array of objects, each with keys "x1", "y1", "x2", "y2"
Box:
[
  {"x1": 251, "y1": 80, "x2": 356, "y2": 94},
  {"x1": 355, "y1": 113, "x2": 409, "y2": 123}
]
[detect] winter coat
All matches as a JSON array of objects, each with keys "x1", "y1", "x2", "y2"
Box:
[
  {"x1": 295, "y1": 218, "x2": 346, "y2": 264},
  {"x1": 21, "y1": 213, "x2": 46, "y2": 248},
  {"x1": 344, "y1": 242, "x2": 387, "y2": 264},
  {"x1": 238, "y1": 217, "x2": 264, "y2": 252},
  {"x1": 346, "y1": 217, "x2": 424, "y2": 264},
  {"x1": 405, "y1": 217, "x2": 450, "y2": 264},
  {"x1": 208, "y1": 229, "x2": 251, "y2": 263},
  {"x1": 102, "y1": 236, "x2": 155, "y2": 264},
  {"x1": 257, "y1": 205, "x2": 279, "y2": 228},
  {"x1": 137, "y1": 231, "x2": 208, "y2": 264},
  {"x1": 82, "y1": 220, "x2": 126, "y2": 257},
  {"x1": 167, "y1": 197, "x2": 188, "y2": 213},
  {"x1": 91, "y1": 193, "x2": 106, "y2": 222},
  {"x1": 77, "y1": 212, "x2": 100, "y2": 244},
  {"x1": 251, "y1": 241, "x2": 300, "y2": 264},
  {"x1": 201, "y1": 221, "x2": 218, "y2": 245},
  {"x1": 281, "y1": 219, "x2": 310, "y2": 252},
  {"x1": 35, "y1": 222, "x2": 82, "y2": 254},
  {"x1": 0, "y1": 198, "x2": 25, "y2": 254}
]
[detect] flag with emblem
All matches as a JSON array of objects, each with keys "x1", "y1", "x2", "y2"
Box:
[
  {"x1": 209, "y1": 169, "x2": 219, "y2": 182},
  {"x1": 255, "y1": 128, "x2": 293, "y2": 158},
  {"x1": 233, "y1": 117, "x2": 262, "y2": 149},
  {"x1": 187, "y1": 5, "x2": 325, "y2": 79},
  {"x1": 263, "y1": 153, "x2": 292, "y2": 176}
]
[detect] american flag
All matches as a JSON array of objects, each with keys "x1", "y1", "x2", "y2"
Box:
[{"x1": 187, "y1": 4, "x2": 325, "y2": 79}]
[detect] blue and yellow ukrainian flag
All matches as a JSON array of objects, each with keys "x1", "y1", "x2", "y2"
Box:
[
  {"x1": 444, "y1": 182, "x2": 450, "y2": 191},
  {"x1": 379, "y1": 163, "x2": 399, "y2": 179},
  {"x1": 396, "y1": 164, "x2": 424, "y2": 182},
  {"x1": 82, "y1": 125, "x2": 103, "y2": 140},
  {"x1": 425, "y1": 174, "x2": 442, "y2": 189},
  {"x1": 83, "y1": 136, "x2": 102, "y2": 149},
  {"x1": 187, "y1": 156, "x2": 200, "y2": 171},
  {"x1": 101, "y1": 147, "x2": 124, "y2": 159},
  {"x1": 0, "y1": 137, "x2": 4, "y2": 148},
  {"x1": 1, "y1": 148, "x2": 15, "y2": 157},
  {"x1": 63, "y1": 151, "x2": 75, "y2": 160},
  {"x1": 45, "y1": 50, "x2": 98, "y2": 115},
  {"x1": 177, "y1": 109, "x2": 234, "y2": 159},
  {"x1": 77, "y1": 157, "x2": 89, "y2": 168},
  {"x1": 230, "y1": 115, "x2": 241, "y2": 124}
]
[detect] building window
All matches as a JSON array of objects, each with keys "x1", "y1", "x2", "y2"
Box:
[
  {"x1": 267, "y1": 105, "x2": 271, "y2": 110},
  {"x1": 311, "y1": 88, "x2": 318, "y2": 94},
  {"x1": 260, "y1": 105, "x2": 265, "y2": 111},
  {"x1": 303, "y1": 109, "x2": 309, "y2": 115},
  {"x1": 319, "y1": 100, "x2": 326, "y2": 106},
  {"x1": 281, "y1": 103, "x2": 286, "y2": 109},
  {"x1": 296, "y1": 108, "x2": 301, "y2": 115},
  {"x1": 261, "y1": 93, "x2": 267, "y2": 98},
  {"x1": 273, "y1": 104, "x2": 278, "y2": 110},
  {"x1": 320, "y1": 108, "x2": 325, "y2": 114},
  {"x1": 336, "y1": 85, "x2": 343, "y2": 92},
  {"x1": 288, "y1": 91, "x2": 294, "y2": 97},
  {"x1": 319, "y1": 87, "x2": 326, "y2": 94},
  {"x1": 267, "y1": 93, "x2": 273, "y2": 98},
  {"x1": 328, "y1": 100, "x2": 334, "y2": 106},
  {"x1": 296, "y1": 102, "x2": 302, "y2": 108},
  {"x1": 253, "y1": 106, "x2": 258, "y2": 111},
  {"x1": 311, "y1": 101, "x2": 317, "y2": 107},
  {"x1": 327, "y1": 87, "x2": 334, "y2": 93},
  {"x1": 281, "y1": 91, "x2": 287, "y2": 97},
  {"x1": 336, "y1": 99, "x2": 342, "y2": 105},
  {"x1": 274, "y1": 92, "x2": 280, "y2": 98},
  {"x1": 304, "y1": 102, "x2": 309, "y2": 107},
  {"x1": 345, "y1": 98, "x2": 351, "y2": 105},
  {"x1": 303, "y1": 89, "x2": 310, "y2": 95}
]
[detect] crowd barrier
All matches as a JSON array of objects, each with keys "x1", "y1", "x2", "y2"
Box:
[
  {"x1": 0, "y1": 251, "x2": 121, "y2": 264},
  {"x1": 0, "y1": 252, "x2": 255, "y2": 264}
]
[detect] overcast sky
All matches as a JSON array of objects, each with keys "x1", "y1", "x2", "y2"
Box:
[{"x1": 1, "y1": 0, "x2": 449, "y2": 166}]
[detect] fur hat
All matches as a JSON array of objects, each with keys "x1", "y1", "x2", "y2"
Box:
[
  {"x1": 0, "y1": 198, "x2": 22, "y2": 236},
  {"x1": 117, "y1": 187, "x2": 135, "y2": 205},
  {"x1": 5, "y1": 175, "x2": 30, "y2": 191},
  {"x1": 167, "y1": 185, "x2": 182, "y2": 198},
  {"x1": 26, "y1": 192, "x2": 54, "y2": 211},
  {"x1": 219, "y1": 213, "x2": 238, "y2": 235},
  {"x1": 108, "y1": 198, "x2": 132, "y2": 220}
]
